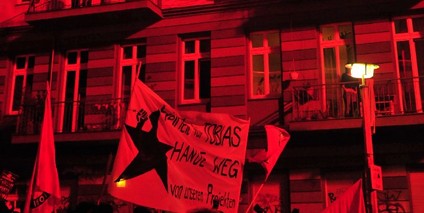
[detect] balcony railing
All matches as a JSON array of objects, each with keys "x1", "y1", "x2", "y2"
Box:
[
  {"x1": 27, "y1": 0, "x2": 162, "y2": 13},
  {"x1": 14, "y1": 77, "x2": 424, "y2": 135},
  {"x1": 16, "y1": 97, "x2": 129, "y2": 135},
  {"x1": 288, "y1": 76, "x2": 424, "y2": 121}
]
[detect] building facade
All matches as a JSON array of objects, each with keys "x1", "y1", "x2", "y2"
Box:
[{"x1": 1, "y1": 0, "x2": 424, "y2": 212}]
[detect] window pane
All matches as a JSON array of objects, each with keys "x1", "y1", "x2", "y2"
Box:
[
  {"x1": 138, "y1": 63, "x2": 146, "y2": 82},
  {"x1": 253, "y1": 55, "x2": 264, "y2": 71},
  {"x1": 67, "y1": 52, "x2": 77, "y2": 64},
  {"x1": 396, "y1": 41, "x2": 416, "y2": 112},
  {"x1": 269, "y1": 53, "x2": 281, "y2": 94},
  {"x1": 324, "y1": 48, "x2": 337, "y2": 84},
  {"x1": 199, "y1": 60, "x2": 211, "y2": 99},
  {"x1": 397, "y1": 41, "x2": 412, "y2": 72},
  {"x1": 394, "y1": 19, "x2": 408, "y2": 33},
  {"x1": 251, "y1": 34, "x2": 263, "y2": 48},
  {"x1": 269, "y1": 73, "x2": 281, "y2": 94},
  {"x1": 24, "y1": 74, "x2": 34, "y2": 99},
  {"x1": 267, "y1": 32, "x2": 280, "y2": 47},
  {"x1": 397, "y1": 41, "x2": 412, "y2": 75},
  {"x1": 137, "y1": 45, "x2": 146, "y2": 59},
  {"x1": 79, "y1": 69, "x2": 87, "y2": 98},
  {"x1": 16, "y1": 57, "x2": 26, "y2": 69},
  {"x1": 269, "y1": 53, "x2": 281, "y2": 71},
  {"x1": 12, "y1": 76, "x2": 24, "y2": 111},
  {"x1": 413, "y1": 17, "x2": 424, "y2": 32},
  {"x1": 414, "y1": 39, "x2": 424, "y2": 109},
  {"x1": 321, "y1": 26, "x2": 334, "y2": 41},
  {"x1": 184, "y1": 61, "x2": 195, "y2": 99},
  {"x1": 339, "y1": 24, "x2": 353, "y2": 39},
  {"x1": 339, "y1": 44, "x2": 355, "y2": 70},
  {"x1": 80, "y1": 51, "x2": 88, "y2": 64},
  {"x1": 253, "y1": 72, "x2": 264, "y2": 95},
  {"x1": 65, "y1": 71, "x2": 76, "y2": 101},
  {"x1": 122, "y1": 66, "x2": 132, "y2": 99},
  {"x1": 185, "y1": 41, "x2": 195, "y2": 54},
  {"x1": 63, "y1": 71, "x2": 76, "y2": 132},
  {"x1": 28, "y1": 56, "x2": 35, "y2": 69},
  {"x1": 200, "y1": 39, "x2": 211, "y2": 53},
  {"x1": 123, "y1": 46, "x2": 133, "y2": 59}
]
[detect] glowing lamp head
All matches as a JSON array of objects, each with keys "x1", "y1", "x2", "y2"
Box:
[{"x1": 345, "y1": 63, "x2": 379, "y2": 79}]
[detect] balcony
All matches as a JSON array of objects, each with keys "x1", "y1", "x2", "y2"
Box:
[
  {"x1": 25, "y1": 0, "x2": 163, "y2": 26},
  {"x1": 12, "y1": 97, "x2": 129, "y2": 144},
  {"x1": 286, "y1": 76, "x2": 424, "y2": 131},
  {"x1": 11, "y1": 76, "x2": 424, "y2": 143}
]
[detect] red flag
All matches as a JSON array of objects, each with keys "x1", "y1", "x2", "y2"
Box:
[
  {"x1": 245, "y1": 125, "x2": 290, "y2": 212},
  {"x1": 24, "y1": 83, "x2": 61, "y2": 213},
  {"x1": 247, "y1": 125, "x2": 290, "y2": 180},
  {"x1": 322, "y1": 179, "x2": 366, "y2": 213},
  {"x1": 108, "y1": 79, "x2": 250, "y2": 213}
]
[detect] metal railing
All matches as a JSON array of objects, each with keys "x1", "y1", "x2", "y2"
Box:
[
  {"x1": 16, "y1": 97, "x2": 129, "y2": 135},
  {"x1": 14, "y1": 77, "x2": 424, "y2": 135},
  {"x1": 27, "y1": 0, "x2": 162, "y2": 13},
  {"x1": 288, "y1": 76, "x2": 424, "y2": 121}
]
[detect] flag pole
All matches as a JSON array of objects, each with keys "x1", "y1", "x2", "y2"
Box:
[
  {"x1": 136, "y1": 60, "x2": 142, "y2": 82},
  {"x1": 97, "y1": 152, "x2": 114, "y2": 205},
  {"x1": 245, "y1": 181, "x2": 266, "y2": 213},
  {"x1": 24, "y1": 154, "x2": 38, "y2": 213}
]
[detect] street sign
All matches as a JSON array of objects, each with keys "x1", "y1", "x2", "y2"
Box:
[{"x1": 370, "y1": 165, "x2": 383, "y2": 191}]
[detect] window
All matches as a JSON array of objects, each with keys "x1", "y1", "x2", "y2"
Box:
[
  {"x1": 393, "y1": 17, "x2": 424, "y2": 113},
  {"x1": 249, "y1": 31, "x2": 281, "y2": 98},
  {"x1": 180, "y1": 34, "x2": 211, "y2": 103},
  {"x1": 59, "y1": 49, "x2": 88, "y2": 133},
  {"x1": 118, "y1": 42, "x2": 146, "y2": 102},
  {"x1": 320, "y1": 23, "x2": 355, "y2": 85},
  {"x1": 320, "y1": 23, "x2": 355, "y2": 117},
  {"x1": 9, "y1": 55, "x2": 34, "y2": 115}
]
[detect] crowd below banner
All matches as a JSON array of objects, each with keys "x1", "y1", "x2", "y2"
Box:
[{"x1": 0, "y1": 200, "x2": 228, "y2": 213}]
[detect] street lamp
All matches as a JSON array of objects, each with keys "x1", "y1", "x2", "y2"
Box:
[{"x1": 345, "y1": 63, "x2": 381, "y2": 213}]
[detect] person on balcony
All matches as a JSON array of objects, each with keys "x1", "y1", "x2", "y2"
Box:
[{"x1": 341, "y1": 69, "x2": 360, "y2": 117}]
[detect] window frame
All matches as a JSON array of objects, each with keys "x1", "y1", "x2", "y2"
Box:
[
  {"x1": 117, "y1": 42, "x2": 146, "y2": 100},
  {"x1": 57, "y1": 49, "x2": 89, "y2": 133},
  {"x1": 179, "y1": 35, "x2": 211, "y2": 104},
  {"x1": 8, "y1": 54, "x2": 35, "y2": 115},
  {"x1": 392, "y1": 16, "x2": 424, "y2": 113},
  {"x1": 248, "y1": 30, "x2": 282, "y2": 99},
  {"x1": 319, "y1": 22, "x2": 356, "y2": 117},
  {"x1": 319, "y1": 23, "x2": 355, "y2": 85}
]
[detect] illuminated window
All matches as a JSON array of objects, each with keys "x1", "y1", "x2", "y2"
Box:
[
  {"x1": 393, "y1": 17, "x2": 424, "y2": 113},
  {"x1": 9, "y1": 55, "x2": 34, "y2": 115},
  {"x1": 249, "y1": 31, "x2": 281, "y2": 98},
  {"x1": 180, "y1": 34, "x2": 211, "y2": 103}
]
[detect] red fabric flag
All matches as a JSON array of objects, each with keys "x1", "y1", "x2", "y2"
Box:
[
  {"x1": 247, "y1": 125, "x2": 290, "y2": 180},
  {"x1": 322, "y1": 179, "x2": 366, "y2": 213},
  {"x1": 108, "y1": 79, "x2": 250, "y2": 213},
  {"x1": 24, "y1": 83, "x2": 61, "y2": 213},
  {"x1": 244, "y1": 125, "x2": 290, "y2": 212}
]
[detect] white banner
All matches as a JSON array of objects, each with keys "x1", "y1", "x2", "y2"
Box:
[{"x1": 109, "y1": 79, "x2": 250, "y2": 213}]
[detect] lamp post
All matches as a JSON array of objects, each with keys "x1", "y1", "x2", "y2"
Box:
[{"x1": 345, "y1": 63, "x2": 381, "y2": 213}]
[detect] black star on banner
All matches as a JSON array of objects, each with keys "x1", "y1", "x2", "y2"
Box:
[{"x1": 115, "y1": 110, "x2": 173, "y2": 191}]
